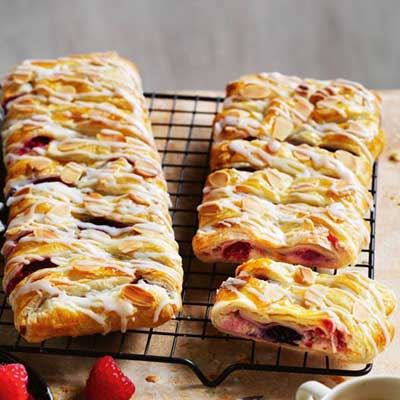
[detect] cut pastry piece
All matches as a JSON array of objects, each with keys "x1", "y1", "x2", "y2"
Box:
[
  {"x1": 211, "y1": 258, "x2": 396, "y2": 363},
  {"x1": 201, "y1": 168, "x2": 371, "y2": 216},
  {"x1": 214, "y1": 73, "x2": 384, "y2": 162},
  {"x1": 1, "y1": 52, "x2": 182, "y2": 343},
  {"x1": 193, "y1": 187, "x2": 369, "y2": 268},
  {"x1": 211, "y1": 139, "x2": 372, "y2": 187}
]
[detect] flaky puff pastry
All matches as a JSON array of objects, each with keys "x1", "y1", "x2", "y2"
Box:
[
  {"x1": 192, "y1": 186, "x2": 369, "y2": 269},
  {"x1": 212, "y1": 258, "x2": 396, "y2": 363},
  {"x1": 214, "y1": 73, "x2": 384, "y2": 162},
  {"x1": 1, "y1": 52, "x2": 182, "y2": 343},
  {"x1": 211, "y1": 139, "x2": 372, "y2": 187}
]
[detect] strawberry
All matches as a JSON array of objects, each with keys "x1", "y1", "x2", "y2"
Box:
[
  {"x1": 0, "y1": 363, "x2": 30, "y2": 400},
  {"x1": 86, "y1": 356, "x2": 135, "y2": 400}
]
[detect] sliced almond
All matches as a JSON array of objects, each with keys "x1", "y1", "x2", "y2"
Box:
[
  {"x1": 293, "y1": 149, "x2": 311, "y2": 162},
  {"x1": 264, "y1": 169, "x2": 286, "y2": 189},
  {"x1": 304, "y1": 285, "x2": 327, "y2": 308},
  {"x1": 28, "y1": 158, "x2": 51, "y2": 172},
  {"x1": 208, "y1": 170, "x2": 230, "y2": 188},
  {"x1": 293, "y1": 266, "x2": 315, "y2": 285},
  {"x1": 97, "y1": 130, "x2": 125, "y2": 142},
  {"x1": 122, "y1": 285, "x2": 155, "y2": 308},
  {"x1": 59, "y1": 85, "x2": 76, "y2": 94},
  {"x1": 198, "y1": 202, "x2": 221, "y2": 215},
  {"x1": 293, "y1": 96, "x2": 313, "y2": 120},
  {"x1": 60, "y1": 162, "x2": 84, "y2": 184},
  {"x1": 134, "y1": 159, "x2": 158, "y2": 178},
  {"x1": 241, "y1": 197, "x2": 260, "y2": 213},
  {"x1": 263, "y1": 284, "x2": 286, "y2": 303},
  {"x1": 50, "y1": 204, "x2": 70, "y2": 216},
  {"x1": 127, "y1": 192, "x2": 150, "y2": 206},
  {"x1": 118, "y1": 240, "x2": 141, "y2": 254},
  {"x1": 240, "y1": 83, "x2": 271, "y2": 99},
  {"x1": 353, "y1": 300, "x2": 370, "y2": 323},
  {"x1": 34, "y1": 228, "x2": 58, "y2": 239},
  {"x1": 272, "y1": 116, "x2": 293, "y2": 140},
  {"x1": 58, "y1": 141, "x2": 80, "y2": 152}
]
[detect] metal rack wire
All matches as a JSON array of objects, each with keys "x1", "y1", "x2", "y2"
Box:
[{"x1": 0, "y1": 93, "x2": 378, "y2": 387}]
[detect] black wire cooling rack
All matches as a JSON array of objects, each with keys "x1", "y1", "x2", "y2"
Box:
[{"x1": 0, "y1": 92, "x2": 378, "y2": 387}]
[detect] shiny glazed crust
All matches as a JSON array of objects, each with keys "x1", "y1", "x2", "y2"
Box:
[
  {"x1": 211, "y1": 258, "x2": 396, "y2": 363},
  {"x1": 193, "y1": 73, "x2": 381, "y2": 268},
  {"x1": 1, "y1": 52, "x2": 182, "y2": 343},
  {"x1": 213, "y1": 73, "x2": 384, "y2": 162}
]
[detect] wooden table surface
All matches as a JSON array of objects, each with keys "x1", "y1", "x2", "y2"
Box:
[{"x1": 12, "y1": 90, "x2": 400, "y2": 399}]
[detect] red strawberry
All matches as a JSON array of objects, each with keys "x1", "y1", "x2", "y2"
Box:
[
  {"x1": 0, "y1": 363, "x2": 30, "y2": 400},
  {"x1": 86, "y1": 356, "x2": 135, "y2": 400}
]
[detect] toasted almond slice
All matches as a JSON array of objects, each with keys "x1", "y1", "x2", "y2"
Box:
[
  {"x1": 208, "y1": 170, "x2": 230, "y2": 188},
  {"x1": 118, "y1": 240, "x2": 141, "y2": 254},
  {"x1": 241, "y1": 197, "x2": 260, "y2": 213},
  {"x1": 304, "y1": 285, "x2": 328, "y2": 308},
  {"x1": 263, "y1": 283, "x2": 286, "y2": 303},
  {"x1": 293, "y1": 96, "x2": 313, "y2": 120},
  {"x1": 240, "y1": 83, "x2": 271, "y2": 99},
  {"x1": 60, "y1": 162, "x2": 84, "y2": 184},
  {"x1": 353, "y1": 300, "x2": 370, "y2": 323},
  {"x1": 198, "y1": 202, "x2": 221, "y2": 215},
  {"x1": 29, "y1": 158, "x2": 51, "y2": 171},
  {"x1": 59, "y1": 85, "x2": 76, "y2": 94},
  {"x1": 50, "y1": 204, "x2": 70, "y2": 216},
  {"x1": 293, "y1": 266, "x2": 315, "y2": 285},
  {"x1": 272, "y1": 116, "x2": 293, "y2": 140},
  {"x1": 134, "y1": 160, "x2": 158, "y2": 177},
  {"x1": 293, "y1": 149, "x2": 311, "y2": 162},
  {"x1": 122, "y1": 285, "x2": 155, "y2": 308},
  {"x1": 58, "y1": 141, "x2": 80, "y2": 151},
  {"x1": 264, "y1": 169, "x2": 286, "y2": 189},
  {"x1": 34, "y1": 228, "x2": 58, "y2": 239},
  {"x1": 127, "y1": 192, "x2": 150, "y2": 206}
]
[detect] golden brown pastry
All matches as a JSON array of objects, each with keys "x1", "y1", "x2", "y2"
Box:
[
  {"x1": 193, "y1": 73, "x2": 381, "y2": 268},
  {"x1": 212, "y1": 258, "x2": 396, "y2": 363},
  {"x1": 211, "y1": 139, "x2": 372, "y2": 187},
  {"x1": 1, "y1": 52, "x2": 182, "y2": 343},
  {"x1": 214, "y1": 73, "x2": 384, "y2": 162}
]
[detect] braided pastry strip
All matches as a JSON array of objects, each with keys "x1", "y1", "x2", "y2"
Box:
[{"x1": 1, "y1": 52, "x2": 182, "y2": 342}]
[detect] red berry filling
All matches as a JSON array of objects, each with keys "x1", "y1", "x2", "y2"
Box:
[
  {"x1": 17, "y1": 136, "x2": 51, "y2": 155},
  {"x1": 222, "y1": 241, "x2": 252, "y2": 261},
  {"x1": 6, "y1": 259, "x2": 57, "y2": 295},
  {"x1": 261, "y1": 324, "x2": 302, "y2": 345},
  {"x1": 327, "y1": 233, "x2": 339, "y2": 249}
]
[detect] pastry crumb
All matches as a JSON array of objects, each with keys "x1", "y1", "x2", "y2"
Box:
[
  {"x1": 145, "y1": 374, "x2": 159, "y2": 383},
  {"x1": 389, "y1": 150, "x2": 400, "y2": 162}
]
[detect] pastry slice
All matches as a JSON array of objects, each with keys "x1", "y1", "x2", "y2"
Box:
[
  {"x1": 211, "y1": 258, "x2": 396, "y2": 363},
  {"x1": 1, "y1": 52, "x2": 182, "y2": 343},
  {"x1": 193, "y1": 187, "x2": 369, "y2": 268},
  {"x1": 211, "y1": 139, "x2": 372, "y2": 187},
  {"x1": 214, "y1": 73, "x2": 384, "y2": 162}
]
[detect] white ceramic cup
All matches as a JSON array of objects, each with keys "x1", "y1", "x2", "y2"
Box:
[{"x1": 296, "y1": 376, "x2": 400, "y2": 400}]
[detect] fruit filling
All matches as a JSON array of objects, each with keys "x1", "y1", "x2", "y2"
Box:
[
  {"x1": 6, "y1": 258, "x2": 57, "y2": 295},
  {"x1": 17, "y1": 136, "x2": 52, "y2": 155},
  {"x1": 222, "y1": 241, "x2": 252, "y2": 261},
  {"x1": 219, "y1": 312, "x2": 347, "y2": 352}
]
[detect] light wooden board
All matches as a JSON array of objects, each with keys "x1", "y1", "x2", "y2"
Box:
[{"x1": 12, "y1": 90, "x2": 400, "y2": 400}]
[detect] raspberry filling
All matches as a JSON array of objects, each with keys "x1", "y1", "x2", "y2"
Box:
[
  {"x1": 262, "y1": 324, "x2": 302, "y2": 345},
  {"x1": 6, "y1": 259, "x2": 57, "y2": 295},
  {"x1": 220, "y1": 313, "x2": 347, "y2": 352},
  {"x1": 222, "y1": 241, "x2": 252, "y2": 261},
  {"x1": 17, "y1": 136, "x2": 51, "y2": 155}
]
